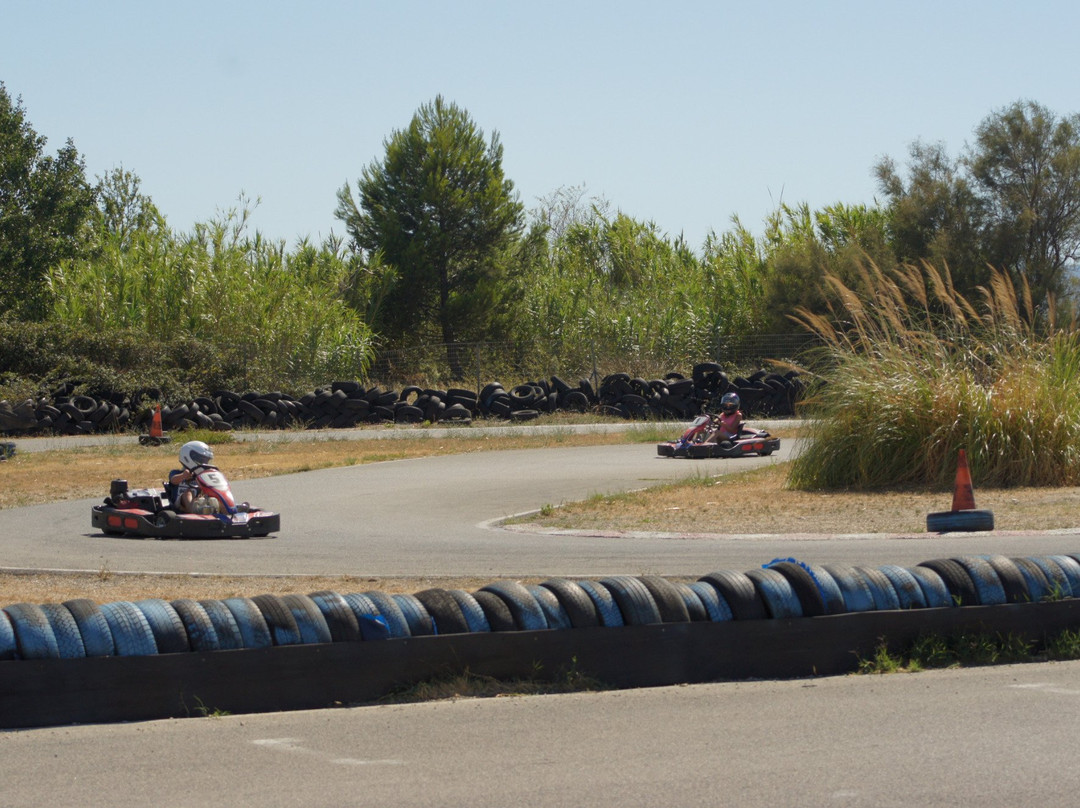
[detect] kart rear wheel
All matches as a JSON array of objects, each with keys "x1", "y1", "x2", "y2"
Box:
[{"x1": 154, "y1": 510, "x2": 176, "y2": 529}]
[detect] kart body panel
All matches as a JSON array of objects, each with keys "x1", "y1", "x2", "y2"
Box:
[
  {"x1": 90, "y1": 470, "x2": 280, "y2": 539},
  {"x1": 657, "y1": 416, "x2": 779, "y2": 459}
]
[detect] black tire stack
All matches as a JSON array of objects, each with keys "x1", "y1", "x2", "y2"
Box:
[{"x1": 0, "y1": 365, "x2": 806, "y2": 439}]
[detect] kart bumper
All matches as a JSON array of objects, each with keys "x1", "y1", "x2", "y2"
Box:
[{"x1": 91, "y1": 505, "x2": 280, "y2": 539}]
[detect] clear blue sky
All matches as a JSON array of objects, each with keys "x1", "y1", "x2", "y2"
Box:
[{"x1": 4, "y1": 1, "x2": 1077, "y2": 251}]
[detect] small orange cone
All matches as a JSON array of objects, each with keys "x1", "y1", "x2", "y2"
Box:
[
  {"x1": 951, "y1": 449, "x2": 976, "y2": 511},
  {"x1": 150, "y1": 405, "x2": 164, "y2": 439}
]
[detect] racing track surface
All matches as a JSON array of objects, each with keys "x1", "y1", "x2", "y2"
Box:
[{"x1": 2, "y1": 439, "x2": 1078, "y2": 578}]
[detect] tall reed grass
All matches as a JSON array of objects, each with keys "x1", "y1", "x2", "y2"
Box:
[
  {"x1": 45, "y1": 212, "x2": 374, "y2": 392},
  {"x1": 787, "y1": 261, "x2": 1080, "y2": 489}
]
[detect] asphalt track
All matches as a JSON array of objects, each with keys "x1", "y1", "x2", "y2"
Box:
[
  {"x1": 2, "y1": 426, "x2": 1077, "y2": 578},
  {"x1": 7, "y1": 427, "x2": 1080, "y2": 806}
]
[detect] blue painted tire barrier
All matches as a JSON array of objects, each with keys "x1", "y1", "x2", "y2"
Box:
[
  {"x1": 876, "y1": 565, "x2": 927, "y2": 610},
  {"x1": 745, "y1": 569, "x2": 802, "y2": 619},
  {"x1": 978, "y1": 555, "x2": 1031, "y2": 604},
  {"x1": 576, "y1": 580, "x2": 624, "y2": 627},
  {"x1": 821, "y1": 564, "x2": 876, "y2": 613},
  {"x1": 480, "y1": 581, "x2": 548, "y2": 631},
  {"x1": 448, "y1": 589, "x2": 492, "y2": 633},
  {"x1": 0, "y1": 609, "x2": 17, "y2": 660},
  {"x1": 906, "y1": 566, "x2": 953, "y2": 609},
  {"x1": 1011, "y1": 558, "x2": 1052, "y2": 602},
  {"x1": 5, "y1": 554, "x2": 1080, "y2": 728},
  {"x1": 806, "y1": 565, "x2": 846, "y2": 615},
  {"x1": 953, "y1": 557, "x2": 1008, "y2": 606},
  {"x1": 1024, "y1": 556, "x2": 1072, "y2": 599},
  {"x1": 687, "y1": 581, "x2": 733, "y2": 622},
  {"x1": 39, "y1": 604, "x2": 86, "y2": 659},
  {"x1": 98, "y1": 601, "x2": 157, "y2": 656},
  {"x1": 133, "y1": 599, "x2": 189, "y2": 654},
  {"x1": 600, "y1": 576, "x2": 663, "y2": 626},
  {"x1": 854, "y1": 566, "x2": 902, "y2": 611},
  {"x1": 2, "y1": 555, "x2": 1080, "y2": 660},
  {"x1": 673, "y1": 582, "x2": 708, "y2": 622}
]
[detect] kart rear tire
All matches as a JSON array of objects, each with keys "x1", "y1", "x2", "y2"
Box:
[{"x1": 154, "y1": 510, "x2": 177, "y2": 529}]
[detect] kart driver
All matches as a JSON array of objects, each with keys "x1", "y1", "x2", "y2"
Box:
[
  {"x1": 708, "y1": 392, "x2": 744, "y2": 443},
  {"x1": 169, "y1": 440, "x2": 215, "y2": 513}
]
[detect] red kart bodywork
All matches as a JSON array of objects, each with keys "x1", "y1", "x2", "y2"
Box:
[
  {"x1": 657, "y1": 415, "x2": 779, "y2": 458},
  {"x1": 91, "y1": 470, "x2": 280, "y2": 539}
]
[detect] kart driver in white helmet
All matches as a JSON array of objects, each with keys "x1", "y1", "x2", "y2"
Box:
[{"x1": 169, "y1": 440, "x2": 215, "y2": 513}]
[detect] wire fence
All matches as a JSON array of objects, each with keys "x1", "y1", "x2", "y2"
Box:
[{"x1": 367, "y1": 334, "x2": 819, "y2": 392}]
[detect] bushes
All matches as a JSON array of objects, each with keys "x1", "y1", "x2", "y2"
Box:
[{"x1": 788, "y1": 262, "x2": 1080, "y2": 490}]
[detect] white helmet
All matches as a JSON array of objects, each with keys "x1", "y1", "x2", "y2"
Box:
[{"x1": 179, "y1": 440, "x2": 214, "y2": 470}]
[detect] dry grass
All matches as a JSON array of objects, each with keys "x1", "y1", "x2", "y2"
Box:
[{"x1": 516, "y1": 463, "x2": 1080, "y2": 535}]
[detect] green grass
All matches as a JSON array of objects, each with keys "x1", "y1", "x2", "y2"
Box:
[{"x1": 856, "y1": 627, "x2": 1080, "y2": 674}]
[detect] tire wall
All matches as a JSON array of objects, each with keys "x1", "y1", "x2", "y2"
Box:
[
  {"x1": 0, "y1": 366, "x2": 807, "y2": 437},
  {"x1": 3, "y1": 553, "x2": 1079, "y2": 728}
]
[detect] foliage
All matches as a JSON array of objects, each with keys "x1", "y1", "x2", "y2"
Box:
[
  {"x1": 969, "y1": 100, "x2": 1080, "y2": 303},
  {"x1": 875, "y1": 140, "x2": 990, "y2": 295},
  {"x1": 757, "y1": 202, "x2": 896, "y2": 333},
  {"x1": 336, "y1": 96, "x2": 525, "y2": 369},
  {"x1": 788, "y1": 260, "x2": 1080, "y2": 489},
  {"x1": 876, "y1": 100, "x2": 1080, "y2": 305},
  {"x1": 859, "y1": 631, "x2": 1034, "y2": 673},
  {"x1": 44, "y1": 201, "x2": 374, "y2": 394},
  {"x1": 508, "y1": 201, "x2": 771, "y2": 378},
  {"x1": 0, "y1": 83, "x2": 97, "y2": 320},
  {"x1": 0, "y1": 319, "x2": 233, "y2": 402}
]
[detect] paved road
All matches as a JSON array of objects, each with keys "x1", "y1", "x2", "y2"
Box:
[
  {"x1": 6, "y1": 431, "x2": 1080, "y2": 806},
  {"x1": 5, "y1": 660, "x2": 1080, "y2": 807},
  {"x1": 3, "y1": 436, "x2": 1078, "y2": 578}
]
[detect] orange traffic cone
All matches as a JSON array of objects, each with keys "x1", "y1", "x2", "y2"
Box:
[
  {"x1": 150, "y1": 405, "x2": 164, "y2": 439},
  {"x1": 951, "y1": 449, "x2": 976, "y2": 511},
  {"x1": 927, "y1": 449, "x2": 993, "y2": 532},
  {"x1": 138, "y1": 404, "x2": 171, "y2": 446}
]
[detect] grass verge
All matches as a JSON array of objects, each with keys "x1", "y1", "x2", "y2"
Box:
[{"x1": 857, "y1": 627, "x2": 1080, "y2": 674}]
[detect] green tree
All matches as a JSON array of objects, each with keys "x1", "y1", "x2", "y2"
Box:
[
  {"x1": 335, "y1": 97, "x2": 524, "y2": 372},
  {"x1": 968, "y1": 100, "x2": 1080, "y2": 303},
  {"x1": 875, "y1": 140, "x2": 989, "y2": 295},
  {"x1": 0, "y1": 83, "x2": 97, "y2": 320},
  {"x1": 95, "y1": 166, "x2": 165, "y2": 249},
  {"x1": 757, "y1": 202, "x2": 895, "y2": 332}
]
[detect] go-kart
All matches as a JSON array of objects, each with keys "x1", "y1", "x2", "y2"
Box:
[
  {"x1": 657, "y1": 414, "x2": 779, "y2": 459},
  {"x1": 91, "y1": 466, "x2": 280, "y2": 539}
]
